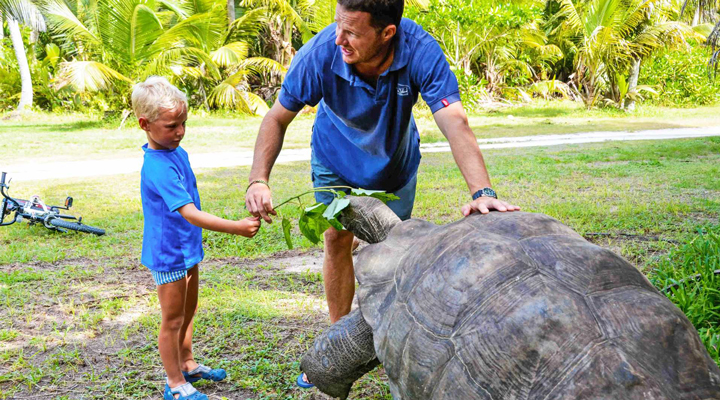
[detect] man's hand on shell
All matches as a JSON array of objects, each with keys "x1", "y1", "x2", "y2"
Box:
[
  {"x1": 461, "y1": 197, "x2": 520, "y2": 217},
  {"x1": 245, "y1": 183, "x2": 276, "y2": 223}
]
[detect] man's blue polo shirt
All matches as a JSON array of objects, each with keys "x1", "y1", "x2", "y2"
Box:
[{"x1": 278, "y1": 18, "x2": 460, "y2": 192}]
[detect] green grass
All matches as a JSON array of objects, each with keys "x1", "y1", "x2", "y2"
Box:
[
  {"x1": 650, "y1": 229, "x2": 720, "y2": 363},
  {"x1": 0, "y1": 116, "x2": 719, "y2": 398},
  {"x1": 2, "y1": 101, "x2": 720, "y2": 165}
]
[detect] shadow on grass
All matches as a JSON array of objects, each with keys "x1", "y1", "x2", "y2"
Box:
[
  {"x1": 485, "y1": 105, "x2": 580, "y2": 118},
  {"x1": 468, "y1": 120, "x2": 693, "y2": 138},
  {"x1": 0, "y1": 120, "x2": 108, "y2": 132}
]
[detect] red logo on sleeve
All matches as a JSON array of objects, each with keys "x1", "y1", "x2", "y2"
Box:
[{"x1": 441, "y1": 99, "x2": 450, "y2": 107}]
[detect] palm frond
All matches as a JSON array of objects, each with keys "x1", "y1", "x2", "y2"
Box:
[
  {"x1": 169, "y1": 64, "x2": 204, "y2": 78},
  {"x1": 55, "y1": 60, "x2": 131, "y2": 92},
  {"x1": 618, "y1": 0, "x2": 660, "y2": 38},
  {"x1": 240, "y1": 0, "x2": 304, "y2": 30},
  {"x1": 158, "y1": 0, "x2": 189, "y2": 19},
  {"x1": 98, "y1": 0, "x2": 165, "y2": 66},
  {"x1": 557, "y1": 0, "x2": 583, "y2": 33},
  {"x1": 239, "y1": 56, "x2": 287, "y2": 78},
  {"x1": 632, "y1": 22, "x2": 689, "y2": 57},
  {"x1": 210, "y1": 41, "x2": 249, "y2": 67},
  {"x1": 208, "y1": 72, "x2": 269, "y2": 115},
  {"x1": 150, "y1": 9, "x2": 225, "y2": 54},
  {"x1": 692, "y1": 22, "x2": 715, "y2": 39},
  {"x1": 306, "y1": 0, "x2": 334, "y2": 33},
  {"x1": 0, "y1": 0, "x2": 45, "y2": 30},
  {"x1": 527, "y1": 79, "x2": 571, "y2": 99},
  {"x1": 144, "y1": 46, "x2": 220, "y2": 79},
  {"x1": 40, "y1": 0, "x2": 100, "y2": 45},
  {"x1": 226, "y1": 6, "x2": 268, "y2": 44},
  {"x1": 181, "y1": 0, "x2": 218, "y2": 15}
]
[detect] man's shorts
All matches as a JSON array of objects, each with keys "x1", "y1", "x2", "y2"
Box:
[{"x1": 311, "y1": 151, "x2": 416, "y2": 221}]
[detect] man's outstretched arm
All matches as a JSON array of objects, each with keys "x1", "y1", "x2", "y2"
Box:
[
  {"x1": 246, "y1": 100, "x2": 300, "y2": 223},
  {"x1": 433, "y1": 101, "x2": 520, "y2": 216}
]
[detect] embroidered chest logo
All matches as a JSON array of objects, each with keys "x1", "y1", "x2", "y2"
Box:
[{"x1": 397, "y1": 84, "x2": 410, "y2": 96}]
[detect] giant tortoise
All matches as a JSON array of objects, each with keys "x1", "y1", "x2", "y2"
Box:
[{"x1": 301, "y1": 196, "x2": 720, "y2": 399}]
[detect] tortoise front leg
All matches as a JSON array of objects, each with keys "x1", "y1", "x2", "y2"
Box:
[{"x1": 301, "y1": 308, "x2": 380, "y2": 399}]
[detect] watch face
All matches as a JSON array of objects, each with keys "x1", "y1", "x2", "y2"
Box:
[
  {"x1": 483, "y1": 188, "x2": 496, "y2": 198},
  {"x1": 472, "y1": 187, "x2": 497, "y2": 200}
]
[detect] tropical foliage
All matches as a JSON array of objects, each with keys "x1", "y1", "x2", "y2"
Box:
[{"x1": 0, "y1": 0, "x2": 719, "y2": 113}]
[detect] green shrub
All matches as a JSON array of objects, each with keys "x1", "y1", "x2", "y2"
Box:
[
  {"x1": 640, "y1": 45, "x2": 720, "y2": 107},
  {"x1": 454, "y1": 70, "x2": 491, "y2": 110},
  {"x1": 650, "y1": 228, "x2": 720, "y2": 364}
]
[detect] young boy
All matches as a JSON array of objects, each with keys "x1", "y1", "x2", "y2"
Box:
[{"x1": 133, "y1": 76, "x2": 261, "y2": 400}]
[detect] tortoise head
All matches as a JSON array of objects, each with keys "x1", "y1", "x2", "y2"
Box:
[{"x1": 337, "y1": 196, "x2": 401, "y2": 244}]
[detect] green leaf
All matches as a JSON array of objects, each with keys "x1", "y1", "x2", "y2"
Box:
[
  {"x1": 327, "y1": 218, "x2": 344, "y2": 231},
  {"x1": 282, "y1": 218, "x2": 293, "y2": 250},
  {"x1": 323, "y1": 198, "x2": 350, "y2": 220},
  {"x1": 350, "y1": 189, "x2": 400, "y2": 203},
  {"x1": 298, "y1": 203, "x2": 330, "y2": 244}
]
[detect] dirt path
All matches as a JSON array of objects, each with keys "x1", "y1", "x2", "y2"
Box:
[{"x1": 5, "y1": 126, "x2": 719, "y2": 182}]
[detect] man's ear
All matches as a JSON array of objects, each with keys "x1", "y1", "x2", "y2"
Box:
[
  {"x1": 138, "y1": 117, "x2": 150, "y2": 132},
  {"x1": 381, "y1": 24, "x2": 396, "y2": 43}
]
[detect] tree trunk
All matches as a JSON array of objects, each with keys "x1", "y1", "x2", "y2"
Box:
[
  {"x1": 227, "y1": 0, "x2": 235, "y2": 24},
  {"x1": 692, "y1": 6, "x2": 700, "y2": 26},
  {"x1": 1, "y1": 15, "x2": 4, "y2": 42},
  {"x1": 624, "y1": 57, "x2": 641, "y2": 112},
  {"x1": 7, "y1": 18, "x2": 33, "y2": 112}
]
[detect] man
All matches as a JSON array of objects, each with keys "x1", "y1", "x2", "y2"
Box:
[{"x1": 245, "y1": 0, "x2": 520, "y2": 384}]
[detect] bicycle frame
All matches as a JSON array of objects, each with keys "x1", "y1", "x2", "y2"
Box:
[{"x1": 1, "y1": 172, "x2": 76, "y2": 228}]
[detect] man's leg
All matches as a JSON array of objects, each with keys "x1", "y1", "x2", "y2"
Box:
[
  {"x1": 179, "y1": 265, "x2": 199, "y2": 373},
  {"x1": 157, "y1": 276, "x2": 189, "y2": 389},
  {"x1": 323, "y1": 227, "x2": 355, "y2": 323}
]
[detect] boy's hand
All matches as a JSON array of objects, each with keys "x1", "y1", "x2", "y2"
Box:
[{"x1": 235, "y1": 216, "x2": 262, "y2": 238}]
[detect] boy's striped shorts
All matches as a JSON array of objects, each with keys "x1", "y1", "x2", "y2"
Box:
[{"x1": 151, "y1": 269, "x2": 187, "y2": 286}]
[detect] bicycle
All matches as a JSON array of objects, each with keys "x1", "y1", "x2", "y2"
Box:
[{"x1": 0, "y1": 172, "x2": 106, "y2": 236}]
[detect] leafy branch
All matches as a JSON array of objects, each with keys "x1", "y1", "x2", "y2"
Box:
[{"x1": 276, "y1": 186, "x2": 399, "y2": 249}]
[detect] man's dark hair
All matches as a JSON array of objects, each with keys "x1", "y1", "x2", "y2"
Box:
[{"x1": 337, "y1": 0, "x2": 404, "y2": 31}]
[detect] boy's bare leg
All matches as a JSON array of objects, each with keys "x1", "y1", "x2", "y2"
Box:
[
  {"x1": 180, "y1": 265, "x2": 200, "y2": 373},
  {"x1": 157, "y1": 277, "x2": 189, "y2": 389},
  {"x1": 323, "y1": 227, "x2": 355, "y2": 323}
]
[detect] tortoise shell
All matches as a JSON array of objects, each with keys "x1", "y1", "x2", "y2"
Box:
[{"x1": 354, "y1": 211, "x2": 720, "y2": 399}]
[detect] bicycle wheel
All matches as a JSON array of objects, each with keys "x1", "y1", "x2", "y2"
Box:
[{"x1": 48, "y1": 218, "x2": 106, "y2": 236}]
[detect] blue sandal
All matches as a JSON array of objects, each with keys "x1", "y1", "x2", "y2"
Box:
[
  {"x1": 182, "y1": 364, "x2": 227, "y2": 383},
  {"x1": 296, "y1": 372, "x2": 315, "y2": 389},
  {"x1": 163, "y1": 382, "x2": 208, "y2": 400}
]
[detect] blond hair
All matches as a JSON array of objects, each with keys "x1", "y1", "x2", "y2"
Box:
[{"x1": 131, "y1": 76, "x2": 188, "y2": 122}]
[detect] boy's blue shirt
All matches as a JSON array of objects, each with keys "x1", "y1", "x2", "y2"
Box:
[
  {"x1": 278, "y1": 18, "x2": 461, "y2": 192},
  {"x1": 140, "y1": 144, "x2": 204, "y2": 272}
]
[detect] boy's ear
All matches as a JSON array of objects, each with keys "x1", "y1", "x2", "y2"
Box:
[{"x1": 138, "y1": 117, "x2": 150, "y2": 132}]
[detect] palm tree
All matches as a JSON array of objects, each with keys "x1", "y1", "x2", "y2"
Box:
[
  {"x1": 0, "y1": 0, "x2": 46, "y2": 112},
  {"x1": 551, "y1": 0, "x2": 693, "y2": 109},
  {"x1": 39, "y1": 0, "x2": 283, "y2": 114},
  {"x1": 407, "y1": 0, "x2": 558, "y2": 96},
  {"x1": 678, "y1": 0, "x2": 718, "y2": 26},
  {"x1": 240, "y1": 0, "x2": 314, "y2": 67},
  {"x1": 709, "y1": 20, "x2": 720, "y2": 77}
]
